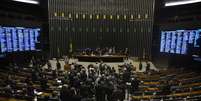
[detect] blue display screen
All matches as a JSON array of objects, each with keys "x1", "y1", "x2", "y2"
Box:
[
  {"x1": 0, "y1": 26, "x2": 41, "y2": 53},
  {"x1": 160, "y1": 29, "x2": 201, "y2": 54},
  {"x1": 12, "y1": 28, "x2": 18, "y2": 52}
]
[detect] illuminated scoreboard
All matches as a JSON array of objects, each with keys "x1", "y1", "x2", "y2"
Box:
[
  {"x1": 160, "y1": 29, "x2": 201, "y2": 54},
  {"x1": 0, "y1": 27, "x2": 7, "y2": 53},
  {"x1": 0, "y1": 26, "x2": 41, "y2": 53}
]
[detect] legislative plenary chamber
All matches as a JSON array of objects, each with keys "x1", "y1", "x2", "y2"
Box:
[{"x1": 0, "y1": 0, "x2": 201, "y2": 101}]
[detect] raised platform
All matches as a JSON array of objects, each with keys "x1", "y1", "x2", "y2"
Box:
[
  {"x1": 75, "y1": 55, "x2": 126, "y2": 62},
  {"x1": 43, "y1": 58, "x2": 158, "y2": 72}
]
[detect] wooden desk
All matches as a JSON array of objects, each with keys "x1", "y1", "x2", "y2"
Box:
[{"x1": 75, "y1": 55, "x2": 126, "y2": 62}]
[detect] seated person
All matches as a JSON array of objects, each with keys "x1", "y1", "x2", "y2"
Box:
[
  {"x1": 82, "y1": 51, "x2": 87, "y2": 56},
  {"x1": 91, "y1": 51, "x2": 95, "y2": 56}
]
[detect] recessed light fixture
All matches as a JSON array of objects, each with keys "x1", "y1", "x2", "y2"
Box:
[
  {"x1": 13, "y1": 0, "x2": 39, "y2": 5},
  {"x1": 165, "y1": 0, "x2": 201, "y2": 6}
]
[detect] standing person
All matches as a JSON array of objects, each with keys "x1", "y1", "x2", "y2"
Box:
[
  {"x1": 60, "y1": 85, "x2": 71, "y2": 101},
  {"x1": 56, "y1": 59, "x2": 61, "y2": 71},
  {"x1": 99, "y1": 61, "x2": 105, "y2": 75},
  {"x1": 64, "y1": 56, "x2": 69, "y2": 64},
  {"x1": 112, "y1": 46, "x2": 116, "y2": 55},
  {"x1": 47, "y1": 60, "x2": 52, "y2": 70},
  {"x1": 146, "y1": 61, "x2": 150, "y2": 72},
  {"x1": 64, "y1": 62, "x2": 71, "y2": 72},
  {"x1": 52, "y1": 69, "x2": 58, "y2": 79},
  {"x1": 96, "y1": 81, "x2": 106, "y2": 101},
  {"x1": 109, "y1": 47, "x2": 113, "y2": 55},
  {"x1": 13, "y1": 63, "x2": 19, "y2": 72},
  {"x1": 122, "y1": 68, "x2": 130, "y2": 83},
  {"x1": 95, "y1": 84, "x2": 102, "y2": 101},
  {"x1": 118, "y1": 83, "x2": 126, "y2": 101},
  {"x1": 131, "y1": 78, "x2": 140, "y2": 94},
  {"x1": 41, "y1": 76, "x2": 48, "y2": 90},
  {"x1": 124, "y1": 48, "x2": 129, "y2": 60},
  {"x1": 124, "y1": 48, "x2": 129, "y2": 56},
  {"x1": 106, "y1": 81, "x2": 114, "y2": 101},
  {"x1": 139, "y1": 61, "x2": 143, "y2": 71},
  {"x1": 29, "y1": 58, "x2": 34, "y2": 68},
  {"x1": 31, "y1": 56, "x2": 37, "y2": 66}
]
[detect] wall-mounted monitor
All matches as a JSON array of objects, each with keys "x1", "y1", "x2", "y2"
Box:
[
  {"x1": 0, "y1": 26, "x2": 41, "y2": 53},
  {"x1": 160, "y1": 29, "x2": 201, "y2": 54}
]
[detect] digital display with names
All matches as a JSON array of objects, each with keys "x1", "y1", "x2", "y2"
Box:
[
  {"x1": 160, "y1": 29, "x2": 201, "y2": 54},
  {"x1": 0, "y1": 26, "x2": 41, "y2": 53}
]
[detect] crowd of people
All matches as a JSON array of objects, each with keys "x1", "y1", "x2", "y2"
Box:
[
  {"x1": 56, "y1": 60, "x2": 140, "y2": 101},
  {"x1": 2, "y1": 55, "x2": 201, "y2": 101},
  {"x1": 0, "y1": 55, "x2": 141, "y2": 101},
  {"x1": 75, "y1": 47, "x2": 129, "y2": 56},
  {"x1": 0, "y1": 51, "x2": 161, "y2": 101}
]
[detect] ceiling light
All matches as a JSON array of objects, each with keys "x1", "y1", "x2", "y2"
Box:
[
  {"x1": 13, "y1": 0, "x2": 39, "y2": 5},
  {"x1": 165, "y1": 0, "x2": 201, "y2": 6}
]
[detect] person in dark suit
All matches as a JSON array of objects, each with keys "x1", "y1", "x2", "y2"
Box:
[
  {"x1": 70, "y1": 87, "x2": 81, "y2": 101},
  {"x1": 139, "y1": 61, "x2": 142, "y2": 71},
  {"x1": 122, "y1": 68, "x2": 130, "y2": 83},
  {"x1": 47, "y1": 60, "x2": 52, "y2": 70},
  {"x1": 31, "y1": 69, "x2": 39, "y2": 82},
  {"x1": 95, "y1": 81, "x2": 106, "y2": 101},
  {"x1": 27, "y1": 84, "x2": 34, "y2": 97},
  {"x1": 56, "y1": 59, "x2": 61, "y2": 71},
  {"x1": 95, "y1": 84, "x2": 101, "y2": 101},
  {"x1": 146, "y1": 61, "x2": 150, "y2": 72},
  {"x1": 99, "y1": 62, "x2": 105, "y2": 75},
  {"x1": 31, "y1": 56, "x2": 37, "y2": 66},
  {"x1": 116, "y1": 84, "x2": 125, "y2": 101},
  {"x1": 162, "y1": 81, "x2": 171, "y2": 95},
  {"x1": 131, "y1": 77, "x2": 140, "y2": 94},
  {"x1": 80, "y1": 70, "x2": 87, "y2": 82},
  {"x1": 60, "y1": 85, "x2": 71, "y2": 101},
  {"x1": 80, "y1": 83, "x2": 88, "y2": 98},
  {"x1": 40, "y1": 75, "x2": 48, "y2": 90},
  {"x1": 105, "y1": 81, "x2": 114, "y2": 101},
  {"x1": 124, "y1": 48, "x2": 129, "y2": 56},
  {"x1": 52, "y1": 70, "x2": 58, "y2": 79}
]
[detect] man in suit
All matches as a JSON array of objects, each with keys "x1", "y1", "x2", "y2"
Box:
[
  {"x1": 56, "y1": 59, "x2": 61, "y2": 71},
  {"x1": 40, "y1": 75, "x2": 48, "y2": 90},
  {"x1": 131, "y1": 77, "x2": 140, "y2": 94},
  {"x1": 139, "y1": 61, "x2": 142, "y2": 71},
  {"x1": 47, "y1": 60, "x2": 52, "y2": 71},
  {"x1": 60, "y1": 85, "x2": 71, "y2": 101},
  {"x1": 95, "y1": 80, "x2": 106, "y2": 101},
  {"x1": 146, "y1": 61, "x2": 150, "y2": 72}
]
